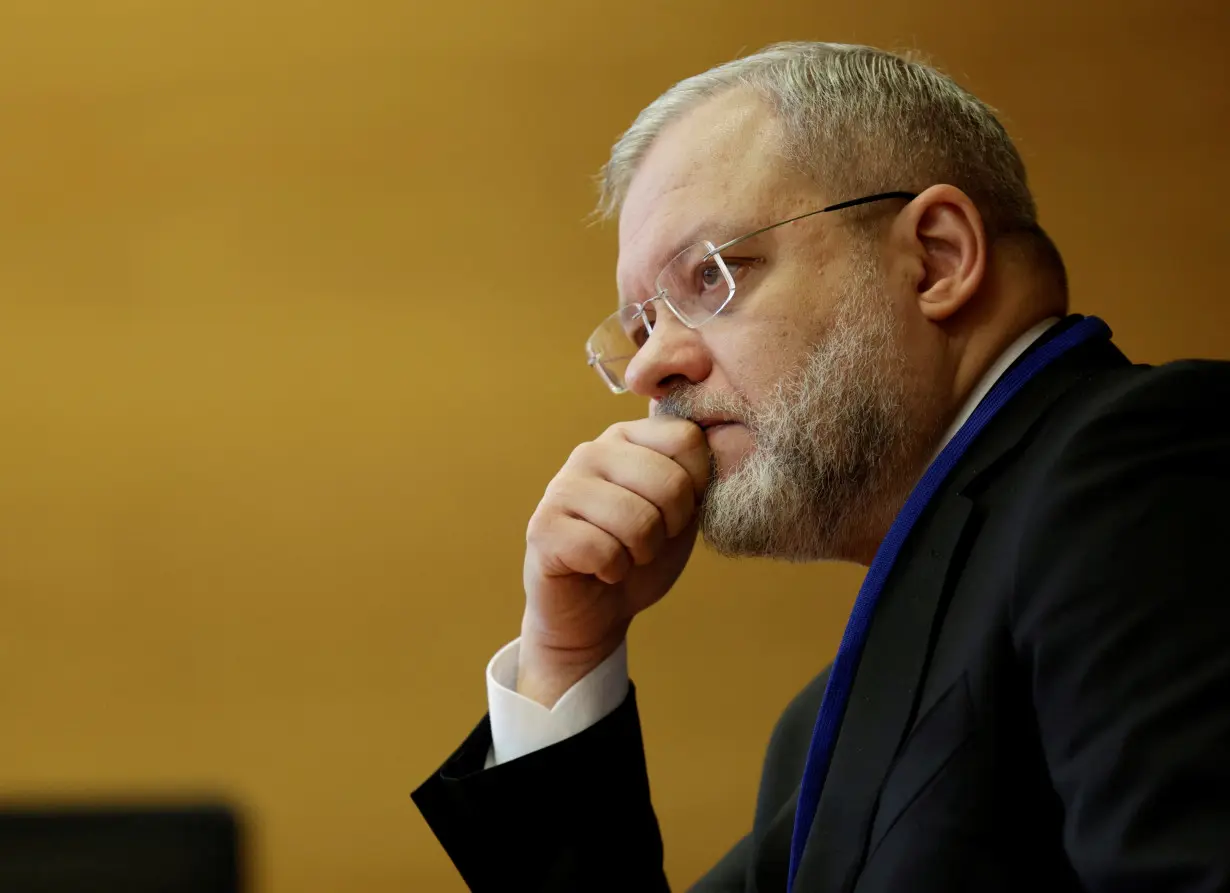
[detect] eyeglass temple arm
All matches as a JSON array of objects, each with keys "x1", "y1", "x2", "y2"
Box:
[
  {"x1": 708, "y1": 190, "x2": 919, "y2": 256},
  {"x1": 822, "y1": 190, "x2": 918, "y2": 212}
]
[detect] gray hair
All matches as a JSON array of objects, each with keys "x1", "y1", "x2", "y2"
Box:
[{"x1": 597, "y1": 42, "x2": 1041, "y2": 241}]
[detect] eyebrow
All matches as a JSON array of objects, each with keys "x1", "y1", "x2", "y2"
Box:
[
  {"x1": 654, "y1": 216, "x2": 768, "y2": 272},
  {"x1": 654, "y1": 223, "x2": 710, "y2": 270},
  {"x1": 616, "y1": 232, "x2": 698, "y2": 307}
]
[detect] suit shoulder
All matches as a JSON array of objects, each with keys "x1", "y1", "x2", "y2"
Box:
[
  {"x1": 1053, "y1": 358, "x2": 1230, "y2": 433},
  {"x1": 1020, "y1": 358, "x2": 1230, "y2": 474}
]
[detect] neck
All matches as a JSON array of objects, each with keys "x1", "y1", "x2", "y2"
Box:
[
  {"x1": 846, "y1": 260, "x2": 1066, "y2": 567},
  {"x1": 943, "y1": 246, "x2": 1068, "y2": 440}
]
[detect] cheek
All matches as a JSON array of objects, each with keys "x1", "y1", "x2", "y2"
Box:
[
  {"x1": 724, "y1": 320, "x2": 813, "y2": 398},
  {"x1": 709, "y1": 340, "x2": 791, "y2": 404}
]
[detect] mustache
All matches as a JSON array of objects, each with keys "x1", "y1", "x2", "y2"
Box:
[{"x1": 654, "y1": 387, "x2": 753, "y2": 427}]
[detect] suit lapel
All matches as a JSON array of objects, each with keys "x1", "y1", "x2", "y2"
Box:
[
  {"x1": 790, "y1": 494, "x2": 974, "y2": 893},
  {"x1": 754, "y1": 788, "x2": 800, "y2": 893},
  {"x1": 789, "y1": 330, "x2": 1131, "y2": 892}
]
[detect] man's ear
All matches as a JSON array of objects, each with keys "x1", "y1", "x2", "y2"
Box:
[{"x1": 894, "y1": 184, "x2": 987, "y2": 321}]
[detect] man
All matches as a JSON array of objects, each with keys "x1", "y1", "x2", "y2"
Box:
[{"x1": 412, "y1": 42, "x2": 1230, "y2": 892}]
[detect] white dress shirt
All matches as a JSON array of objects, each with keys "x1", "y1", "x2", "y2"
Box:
[{"x1": 485, "y1": 317, "x2": 1060, "y2": 768}]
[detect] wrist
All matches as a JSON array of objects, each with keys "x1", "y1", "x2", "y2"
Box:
[{"x1": 516, "y1": 620, "x2": 629, "y2": 709}]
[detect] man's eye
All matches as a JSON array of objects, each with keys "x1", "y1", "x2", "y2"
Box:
[{"x1": 703, "y1": 257, "x2": 755, "y2": 287}]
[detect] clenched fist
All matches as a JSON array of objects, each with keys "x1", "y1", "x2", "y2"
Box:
[{"x1": 518, "y1": 416, "x2": 711, "y2": 707}]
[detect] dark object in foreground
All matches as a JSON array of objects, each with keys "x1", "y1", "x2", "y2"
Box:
[{"x1": 0, "y1": 803, "x2": 242, "y2": 893}]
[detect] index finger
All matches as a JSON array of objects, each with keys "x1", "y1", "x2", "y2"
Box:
[{"x1": 603, "y1": 416, "x2": 712, "y2": 499}]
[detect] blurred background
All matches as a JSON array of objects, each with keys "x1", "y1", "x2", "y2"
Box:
[{"x1": 0, "y1": 0, "x2": 1226, "y2": 889}]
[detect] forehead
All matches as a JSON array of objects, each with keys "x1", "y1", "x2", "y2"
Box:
[{"x1": 615, "y1": 91, "x2": 811, "y2": 303}]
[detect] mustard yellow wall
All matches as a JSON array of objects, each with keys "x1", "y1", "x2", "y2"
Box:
[{"x1": 1, "y1": 1, "x2": 1226, "y2": 890}]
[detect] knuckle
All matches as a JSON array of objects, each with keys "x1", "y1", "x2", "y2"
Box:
[
  {"x1": 627, "y1": 501, "x2": 664, "y2": 549},
  {"x1": 542, "y1": 469, "x2": 588, "y2": 509},
  {"x1": 552, "y1": 525, "x2": 603, "y2": 574},
  {"x1": 590, "y1": 535, "x2": 624, "y2": 574},
  {"x1": 599, "y1": 421, "x2": 633, "y2": 443},
  {"x1": 680, "y1": 423, "x2": 708, "y2": 451},
  {"x1": 524, "y1": 505, "x2": 556, "y2": 548},
  {"x1": 664, "y1": 464, "x2": 693, "y2": 500},
  {"x1": 567, "y1": 440, "x2": 600, "y2": 467},
  {"x1": 599, "y1": 533, "x2": 624, "y2": 564}
]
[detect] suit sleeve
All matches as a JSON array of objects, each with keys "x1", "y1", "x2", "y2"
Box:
[
  {"x1": 1014, "y1": 363, "x2": 1230, "y2": 891},
  {"x1": 412, "y1": 683, "x2": 670, "y2": 893}
]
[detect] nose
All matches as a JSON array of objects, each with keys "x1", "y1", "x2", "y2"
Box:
[{"x1": 622, "y1": 306, "x2": 713, "y2": 400}]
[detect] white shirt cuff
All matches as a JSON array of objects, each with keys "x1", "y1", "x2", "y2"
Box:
[{"x1": 484, "y1": 637, "x2": 630, "y2": 767}]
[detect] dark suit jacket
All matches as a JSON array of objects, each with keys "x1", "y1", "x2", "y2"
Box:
[{"x1": 413, "y1": 319, "x2": 1230, "y2": 892}]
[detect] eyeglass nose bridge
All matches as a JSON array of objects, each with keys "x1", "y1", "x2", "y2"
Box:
[
  {"x1": 633, "y1": 289, "x2": 694, "y2": 338},
  {"x1": 631, "y1": 291, "x2": 664, "y2": 337},
  {"x1": 616, "y1": 290, "x2": 707, "y2": 394}
]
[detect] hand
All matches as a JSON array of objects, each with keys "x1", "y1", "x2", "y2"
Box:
[{"x1": 518, "y1": 416, "x2": 711, "y2": 707}]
